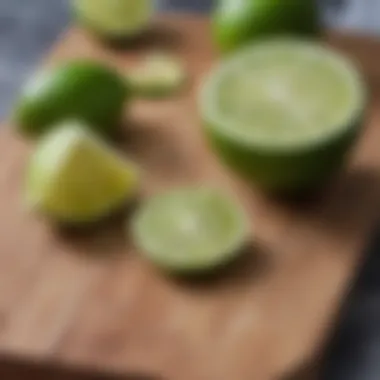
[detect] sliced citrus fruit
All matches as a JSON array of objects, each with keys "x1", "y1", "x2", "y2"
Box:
[
  {"x1": 129, "y1": 52, "x2": 187, "y2": 98},
  {"x1": 14, "y1": 60, "x2": 129, "y2": 138},
  {"x1": 26, "y1": 121, "x2": 139, "y2": 224},
  {"x1": 132, "y1": 187, "x2": 250, "y2": 273},
  {"x1": 200, "y1": 39, "x2": 366, "y2": 193},
  {"x1": 72, "y1": 0, "x2": 153, "y2": 39}
]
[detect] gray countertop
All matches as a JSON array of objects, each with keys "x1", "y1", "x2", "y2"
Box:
[{"x1": 1, "y1": 1, "x2": 380, "y2": 379}]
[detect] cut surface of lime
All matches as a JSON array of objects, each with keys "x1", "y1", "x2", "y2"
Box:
[
  {"x1": 202, "y1": 39, "x2": 364, "y2": 149},
  {"x1": 129, "y1": 53, "x2": 187, "y2": 98},
  {"x1": 200, "y1": 39, "x2": 366, "y2": 192},
  {"x1": 72, "y1": 0, "x2": 152, "y2": 37},
  {"x1": 133, "y1": 187, "x2": 250, "y2": 273},
  {"x1": 26, "y1": 121, "x2": 139, "y2": 224}
]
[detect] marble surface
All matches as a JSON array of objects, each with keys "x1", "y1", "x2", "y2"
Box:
[{"x1": 1, "y1": 1, "x2": 380, "y2": 379}]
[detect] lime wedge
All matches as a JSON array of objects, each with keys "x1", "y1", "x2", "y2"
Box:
[
  {"x1": 129, "y1": 53, "x2": 187, "y2": 98},
  {"x1": 200, "y1": 39, "x2": 366, "y2": 193},
  {"x1": 26, "y1": 121, "x2": 139, "y2": 224},
  {"x1": 72, "y1": 0, "x2": 153, "y2": 38},
  {"x1": 132, "y1": 187, "x2": 250, "y2": 273}
]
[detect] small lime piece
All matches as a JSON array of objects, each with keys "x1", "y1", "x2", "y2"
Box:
[
  {"x1": 72, "y1": 0, "x2": 153, "y2": 39},
  {"x1": 212, "y1": 0, "x2": 320, "y2": 53},
  {"x1": 200, "y1": 39, "x2": 366, "y2": 193},
  {"x1": 129, "y1": 53, "x2": 187, "y2": 98},
  {"x1": 14, "y1": 60, "x2": 129, "y2": 138},
  {"x1": 132, "y1": 187, "x2": 250, "y2": 273},
  {"x1": 26, "y1": 121, "x2": 139, "y2": 224}
]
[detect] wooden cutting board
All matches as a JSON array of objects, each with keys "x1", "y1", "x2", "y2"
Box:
[{"x1": 0, "y1": 13, "x2": 380, "y2": 380}]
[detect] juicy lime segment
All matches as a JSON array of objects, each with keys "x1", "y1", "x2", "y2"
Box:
[
  {"x1": 26, "y1": 121, "x2": 139, "y2": 224},
  {"x1": 133, "y1": 187, "x2": 250, "y2": 273},
  {"x1": 203, "y1": 40, "x2": 365, "y2": 149},
  {"x1": 129, "y1": 53, "x2": 187, "y2": 98},
  {"x1": 200, "y1": 40, "x2": 366, "y2": 192},
  {"x1": 72, "y1": 0, "x2": 153, "y2": 37}
]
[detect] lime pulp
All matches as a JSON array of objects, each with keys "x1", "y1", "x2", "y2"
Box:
[
  {"x1": 200, "y1": 39, "x2": 366, "y2": 192},
  {"x1": 26, "y1": 121, "x2": 139, "y2": 224},
  {"x1": 132, "y1": 187, "x2": 250, "y2": 273},
  {"x1": 129, "y1": 53, "x2": 187, "y2": 98},
  {"x1": 202, "y1": 39, "x2": 365, "y2": 150}
]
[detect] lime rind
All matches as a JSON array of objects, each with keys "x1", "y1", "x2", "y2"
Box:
[
  {"x1": 212, "y1": 0, "x2": 320, "y2": 53},
  {"x1": 14, "y1": 60, "x2": 129, "y2": 139},
  {"x1": 132, "y1": 187, "x2": 250, "y2": 273},
  {"x1": 200, "y1": 38, "x2": 366, "y2": 153}
]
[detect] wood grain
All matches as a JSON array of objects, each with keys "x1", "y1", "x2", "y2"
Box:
[{"x1": 0, "y1": 14, "x2": 379, "y2": 380}]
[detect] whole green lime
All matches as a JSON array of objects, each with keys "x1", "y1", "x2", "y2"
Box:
[
  {"x1": 14, "y1": 60, "x2": 129, "y2": 138},
  {"x1": 200, "y1": 39, "x2": 366, "y2": 194},
  {"x1": 212, "y1": 0, "x2": 320, "y2": 53}
]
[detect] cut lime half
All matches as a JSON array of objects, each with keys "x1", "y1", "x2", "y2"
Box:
[
  {"x1": 200, "y1": 39, "x2": 366, "y2": 192},
  {"x1": 26, "y1": 121, "x2": 139, "y2": 224},
  {"x1": 132, "y1": 187, "x2": 250, "y2": 273},
  {"x1": 72, "y1": 0, "x2": 153, "y2": 38}
]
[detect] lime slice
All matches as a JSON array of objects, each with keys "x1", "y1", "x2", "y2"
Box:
[
  {"x1": 26, "y1": 121, "x2": 139, "y2": 224},
  {"x1": 72, "y1": 0, "x2": 153, "y2": 38},
  {"x1": 200, "y1": 39, "x2": 366, "y2": 193},
  {"x1": 132, "y1": 187, "x2": 250, "y2": 273},
  {"x1": 129, "y1": 53, "x2": 187, "y2": 98}
]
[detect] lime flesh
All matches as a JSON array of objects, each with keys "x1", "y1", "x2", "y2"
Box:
[
  {"x1": 132, "y1": 187, "x2": 250, "y2": 273},
  {"x1": 200, "y1": 39, "x2": 366, "y2": 193},
  {"x1": 72, "y1": 0, "x2": 153, "y2": 38},
  {"x1": 26, "y1": 121, "x2": 139, "y2": 224},
  {"x1": 129, "y1": 53, "x2": 187, "y2": 98}
]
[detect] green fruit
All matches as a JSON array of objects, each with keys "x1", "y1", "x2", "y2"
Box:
[
  {"x1": 212, "y1": 0, "x2": 320, "y2": 53},
  {"x1": 132, "y1": 187, "x2": 250, "y2": 274},
  {"x1": 200, "y1": 39, "x2": 366, "y2": 193},
  {"x1": 71, "y1": 0, "x2": 153, "y2": 40},
  {"x1": 26, "y1": 121, "x2": 139, "y2": 224},
  {"x1": 129, "y1": 52, "x2": 187, "y2": 99},
  {"x1": 14, "y1": 60, "x2": 129, "y2": 138}
]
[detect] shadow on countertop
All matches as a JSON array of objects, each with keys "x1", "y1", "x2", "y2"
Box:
[{"x1": 0, "y1": 354, "x2": 158, "y2": 380}]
